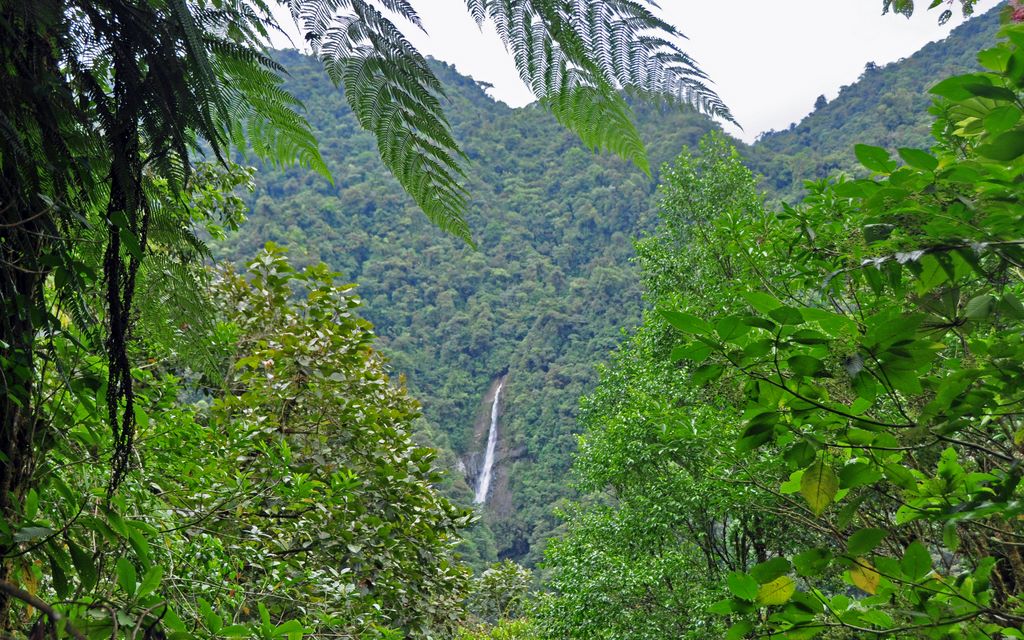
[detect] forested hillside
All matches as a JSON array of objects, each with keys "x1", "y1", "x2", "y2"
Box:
[
  {"x1": 213, "y1": 6, "x2": 1003, "y2": 566},
  {"x1": 748, "y1": 6, "x2": 1000, "y2": 200}
]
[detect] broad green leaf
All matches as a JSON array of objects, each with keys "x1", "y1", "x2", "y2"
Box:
[
  {"x1": 14, "y1": 526, "x2": 54, "y2": 543},
  {"x1": 800, "y1": 460, "x2": 839, "y2": 517},
  {"x1": 756, "y1": 576, "x2": 796, "y2": 606},
  {"x1": 691, "y1": 363, "x2": 725, "y2": 385},
  {"x1": 769, "y1": 306, "x2": 804, "y2": 326},
  {"x1": 784, "y1": 440, "x2": 818, "y2": 468},
  {"x1": 660, "y1": 309, "x2": 712, "y2": 336},
  {"x1": 68, "y1": 541, "x2": 97, "y2": 591},
  {"x1": 750, "y1": 557, "x2": 791, "y2": 584},
  {"x1": 671, "y1": 343, "x2": 713, "y2": 363},
  {"x1": 897, "y1": 147, "x2": 938, "y2": 171},
  {"x1": 198, "y1": 598, "x2": 222, "y2": 634},
  {"x1": 855, "y1": 144, "x2": 896, "y2": 173},
  {"x1": 964, "y1": 294, "x2": 995, "y2": 319},
  {"x1": 838, "y1": 461, "x2": 883, "y2": 489},
  {"x1": 793, "y1": 548, "x2": 832, "y2": 577},
  {"x1": 984, "y1": 105, "x2": 1022, "y2": 134},
  {"x1": 930, "y1": 74, "x2": 989, "y2": 100},
  {"x1": 726, "y1": 621, "x2": 753, "y2": 640},
  {"x1": 977, "y1": 129, "x2": 1024, "y2": 161},
  {"x1": 787, "y1": 355, "x2": 824, "y2": 377},
  {"x1": 847, "y1": 528, "x2": 888, "y2": 555},
  {"x1": 943, "y1": 521, "x2": 961, "y2": 553},
  {"x1": 901, "y1": 541, "x2": 932, "y2": 581},
  {"x1": 137, "y1": 565, "x2": 163, "y2": 598},
  {"x1": 963, "y1": 82, "x2": 1017, "y2": 101},
  {"x1": 727, "y1": 571, "x2": 759, "y2": 601},
  {"x1": 742, "y1": 291, "x2": 782, "y2": 314},
  {"x1": 116, "y1": 557, "x2": 137, "y2": 596},
  {"x1": 716, "y1": 315, "x2": 750, "y2": 342},
  {"x1": 708, "y1": 598, "x2": 740, "y2": 615}
]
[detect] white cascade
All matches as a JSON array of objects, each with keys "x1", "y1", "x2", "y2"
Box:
[{"x1": 474, "y1": 380, "x2": 504, "y2": 504}]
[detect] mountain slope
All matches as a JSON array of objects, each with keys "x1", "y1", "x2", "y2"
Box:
[{"x1": 748, "y1": 6, "x2": 1001, "y2": 200}]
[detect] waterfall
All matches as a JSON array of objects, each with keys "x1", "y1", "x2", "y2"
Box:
[{"x1": 474, "y1": 380, "x2": 504, "y2": 504}]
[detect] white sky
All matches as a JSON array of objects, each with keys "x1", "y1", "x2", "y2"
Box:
[{"x1": 270, "y1": 1, "x2": 1002, "y2": 142}]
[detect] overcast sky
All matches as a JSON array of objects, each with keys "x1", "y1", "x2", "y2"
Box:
[{"x1": 271, "y1": 1, "x2": 1002, "y2": 142}]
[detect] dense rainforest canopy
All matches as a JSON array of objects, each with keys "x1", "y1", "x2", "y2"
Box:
[{"x1": 1, "y1": 0, "x2": 1021, "y2": 639}]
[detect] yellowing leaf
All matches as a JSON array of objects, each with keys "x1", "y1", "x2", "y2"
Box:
[
  {"x1": 800, "y1": 460, "x2": 838, "y2": 517},
  {"x1": 850, "y1": 558, "x2": 880, "y2": 594},
  {"x1": 756, "y1": 575, "x2": 796, "y2": 605}
]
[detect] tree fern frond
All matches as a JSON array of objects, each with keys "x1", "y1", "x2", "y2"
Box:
[
  {"x1": 464, "y1": 0, "x2": 736, "y2": 171},
  {"x1": 289, "y1": 0, "x2": 471, "y2": 240}
]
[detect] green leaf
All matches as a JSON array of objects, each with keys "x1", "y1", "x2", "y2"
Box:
[
  {"x1": 983, "y1": 105, "x2": 1022, "y2": 134},
  {"x1": 977, "y1": 129, "x2": 1024, "y2": 161},
  {"x1": 660, "y1": 309, "x2": 712, "y2": 336},
  {"x1": 793, "y1": 548, "x2": 832, "y2": 577},
  {"x1": 855, "y1": 144, "x2": 896, "y2": 173},
  {"x1": 738, "y1": 414, "x2": 777, "y2": 452},
  {"x1": 671, "y1": 343, "x2": 713, "y2": 363},
  {"x1": 838, "y1": 462, "x2": 883, "y2": 489},
  {"x1": 726, "y1": 621, "x2": 753, "y2": 640},
  {"x1": 691, "y1": 363, "x2": 725, "y2": 385},
  {"x1": 784, "y1": 440, "x2": 818, "y2": 468},
  {"x1": 847, "y1": 528, "x2": 888, "y2": 555},
  {"x1": 116, "y1": 557, "x2": 137, "y2": 597},
  {"x1": 897, "y1": 148, "x2": 938, "y2": 171},
  {"x1": 964, "y1": 294, "x2": 995, "y2": 319},
  {"x1": 800, "y1": 460, "x2": 838, "y2": 517},
  {"x1": 137, "y1": 566, "x2": 163, "y2": 598},
  {"x1": 198, "y1": 598, "x2": 222, "y2": 634},
  {"x1": 884, "y1": 463, "x2": 917, "y2": 490},
  {"x1": 901, "y1": 541, "x2": 932, "y2": 581},
  {"x1": 742, "y1": 292, "x2": 781, "y2": 314},
  {"x1": 787, "y1": 355, "x2": 824, "y2": 377},
  {"x1": 930, "y1": 74, "x2": 987, "y2": 100},
  {"x1": 769, "y1": 306, "x2": 804, "y2": 326},
  {"x1": 24, "y1": 489, "x2": 38, "y2": 521},
  {"x1": 963, "y1": 82, "x2": 1018, "y2": 101},
  {"x1": 708, "y1": 598, "x2": 740, "y2": 615},
  {"x1": 68, "y1": 541, "x2": 97, "y2": 591},
  {"x1": 943, "y1": 521, "x2": 960, "y2": 553},
  {"x1": 727, "y1": 571, "x2": 759, "y2": 601},
  {"x1": 716, "y1": 315, "x2": 750, "y2": 342},
  {"x1": 750, "y1": 557, "x2": 791, "y2": 584}
]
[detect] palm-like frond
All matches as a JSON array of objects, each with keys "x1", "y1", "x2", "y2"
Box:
[
  {"x1": 468, "y1": 0, "x2": 735, "y2": 173},
  {"x1": 289, "y1": 0, "x2": 471, "y2": 241},
  {"x1": 287, "y1": 0, "x2": 731, "y2": 240}
]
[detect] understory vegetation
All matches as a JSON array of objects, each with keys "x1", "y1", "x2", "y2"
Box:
[{"x1": 2, "y1": 0, "x2": 1021, "y2": 639}]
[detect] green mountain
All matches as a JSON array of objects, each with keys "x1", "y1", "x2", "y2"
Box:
[
  {"x1": 748, "y1": 7, "x2": 1001, "y2": 200},
  {"x1": 213, "y1": 5, "x2": 1001, "y2": 565}
]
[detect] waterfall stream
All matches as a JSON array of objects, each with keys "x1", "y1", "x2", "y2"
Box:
[{"x1": 474, "y1": 380, "x2": 504, "y2": 504}]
